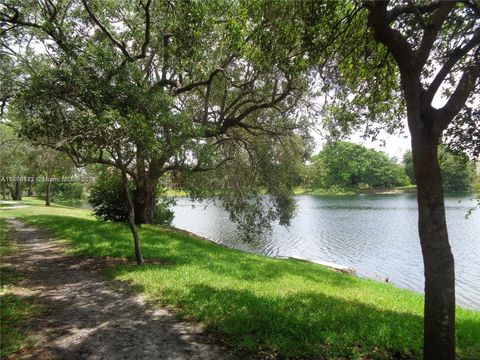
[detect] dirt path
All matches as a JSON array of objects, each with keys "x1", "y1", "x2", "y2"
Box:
[{"x1": 3, "y1": 219, "x2": 235, "y2": 360}]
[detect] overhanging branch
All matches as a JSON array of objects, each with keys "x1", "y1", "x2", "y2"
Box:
[{"x1": 134, "y1": 0, "x2": 152, "y2": 60}]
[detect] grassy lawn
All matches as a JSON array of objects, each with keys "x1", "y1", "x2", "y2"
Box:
[
  {"x1": 1, "y1": 198, "x2": 479, "y2": 359},
  {"x1": 294, "y1": 186, "x2": 418, "y2": 196},
  {"x1": 0, "y1": 218, "x2": 39, "y2": 357}
]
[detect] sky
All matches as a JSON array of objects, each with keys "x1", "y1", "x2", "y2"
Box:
[
  {"x1": 313, "y1": 87, "x2": 457, "y2": 161},
  {"x1": 311, "y1": 127, "x2": 411, "y2": 162},
  {"x1": 349, "y1": 129, "x2": 411, "y2": 160}
]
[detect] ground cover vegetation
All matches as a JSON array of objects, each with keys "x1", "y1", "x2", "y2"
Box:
[
  {"x1": 0, "y1": 218, "x2": 40, "y2": 357},
  {"x1": 1, "y1": 201, "x2": 479, "y2": 359}
]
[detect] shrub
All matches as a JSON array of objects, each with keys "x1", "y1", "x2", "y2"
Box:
[
  {"x1": 88, "y1": 169, "x2": 173, "y2": 225},
  {"x1": 153, "y1": 198, "x2": 175, "y2": 226},
  {"x1": 88, "y1": 169, "x2": 130, "y2": 222},
  {"x1": 51, "y1": 182, "x2": 85, "y2": 201}
]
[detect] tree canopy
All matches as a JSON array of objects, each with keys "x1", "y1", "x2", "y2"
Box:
[
  {"x1": 308, "y1": 141, "x2": 409, "y2": 190},
  {"x1": 0, "y1": 0, "x2": 332, "y2": 234},
  {"x1": 404, "y1": 148, "x2": 477, "y2": 193}
]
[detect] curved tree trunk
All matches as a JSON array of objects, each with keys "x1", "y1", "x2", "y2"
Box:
[
  {"x1": 45, "y1": 180, "x2": 51, "y2": 206},
  {"x1": 410, "y1": 120, "x2": 455, "y2": 360},
  {"x1": 120, "y1": 167, "x2": 144, "y2": 265}
]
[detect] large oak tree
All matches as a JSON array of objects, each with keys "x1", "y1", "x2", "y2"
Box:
[
  {"x1": 0, "y1": 0, "x2": 335, "y2": 261},
  {"x1": 1, "y1": 2, "x2": 309, "y2": 211}
]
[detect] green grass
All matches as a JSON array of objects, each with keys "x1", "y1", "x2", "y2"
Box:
[
  {"x1": 295, "y1": 186, "x2": 419, "y2": 196},
  {"x1": 0, "y1": 219, "x2": 39, "y2": 357},
  {"x1": 164, "y1": 189, "x2": 188, "y2": 197},
  {"x1": 1, "y1": 218, "x2": 17, "y2": 256},
  {"x1": 1, "y1": 198, "x2": 479, "y2": 359},
  {"x1": 294, "y1": 187, "x2": 356, "y2": 196}
]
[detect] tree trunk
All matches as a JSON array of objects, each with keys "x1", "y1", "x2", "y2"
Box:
[
  {"x1": 410, "y1": 124, "x2": 455, "y2": 360},
  {"x1": 28, "y1": 182, "x2": 33, "y2": 196},
  {"x1": 2, "y1": 184, "x2": 5, "y2": 200},
  {"x1": 133, "y1": 176, "x2": 158, "y2": 224},
  {"x1": 45, "y1": 180, "x2": 51, "y2": 206},
  {"x1": 120, "y1": 167, "x2": 144, "y2": 265},
  {"x1": 14, "y1": 181, "x2": 22, "y2": 200},
  {"x1": 8, "y1": 185, "x2": 15, "y2": 199}
]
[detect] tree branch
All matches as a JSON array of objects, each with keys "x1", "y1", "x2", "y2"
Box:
[
  {"x1": 81, "y1": 0, "x2": 134, "y2": 61},
  {"x1": 1, "y1": 3, "x2": 70, "y2": 53},
  {"x1": 387, "y1": 1, "x2": 442, "y2": 24},
  {"x1": 366, "y1": 1, "x2": 416, "y2": 73},
  {"x1": 174, "y1": 68, "x2": 225, "y2": 95},
  {"x1": 1, "y1": 4, "x2": 43, "y2": 30},
  {"x1": 425, "y1": 27, "x2": 480, "y2": 104},
  {"x1": 220, "y1": 77, "x2": 293, "y2": 133},
  {"x1": 434, "y1": 63, "x2": 480, "y2": 134},
  {"x1": 134, "y1": 0, "x2": 152, "y2": 60},
  {"x1": 459, "y1": 0, "x2": 480, "y2": 18},
  {"x1": 415, "y1": 2, "x2": 455, "y2": 68}
]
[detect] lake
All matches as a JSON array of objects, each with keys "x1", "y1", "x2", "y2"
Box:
[{"x1": 171, "y1": 194, "x2": 480, "y2": 311}]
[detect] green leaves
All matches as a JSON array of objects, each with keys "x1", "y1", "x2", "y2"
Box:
[
  {"x1": 310, "y1": 141, "x2": 409, "y2": 189},
  {"x1": 3, "y1": 0, "x2": 326, "y2": 236}
]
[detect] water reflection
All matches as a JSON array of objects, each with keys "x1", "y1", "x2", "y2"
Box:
[{"x1": 172, "y1": 194, "x2": 480, "y2": 310}]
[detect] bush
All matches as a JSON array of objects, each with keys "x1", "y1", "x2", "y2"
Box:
[
  {"x1": 153, "y1": 198, "x2": 175, "y2": 226},
  {"x1": 51, "y1": 182, "x2": 85, "y2": 201},
  {"x1": 88, "y1": 170, "x2": 130, "y2": 222},
  {"x1": 88, "y1": 169, "x2": 173, "y2": 225}
]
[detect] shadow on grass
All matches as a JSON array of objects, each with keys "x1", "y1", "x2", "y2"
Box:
[
  {"x1": 0, "y1": 292, "x2": 39, "y2": 357},
  {"x1": 188, "y1": 284, "x2": 425, "y2": 359},
  {"x1": 20, "y1": 215, "x2": 357, "y2": 287},
  {"x1": 1, "y1": 266, "x2": 39, "y2": 357},
  {"x1": 118, "y1": 279, "x2": 425, "y2": 359},
  {"x1": 15, "y1": 214, "x2": 480, "y2": 359}
]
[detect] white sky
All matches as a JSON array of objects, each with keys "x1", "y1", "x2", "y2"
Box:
[
  {"x1": 311, "y1": 126, "x2": 410, "y2": 162},
  {"x1": 349, "y1": 128, "x2": 411, "y2": 160},
  {"x1": 312, "y1": 89, "x2": 456, "y2": 161}
]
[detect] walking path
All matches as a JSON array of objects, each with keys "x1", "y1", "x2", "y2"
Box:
[{"x1": 3, "y1": 219, "x2": 234, "y2": 360}]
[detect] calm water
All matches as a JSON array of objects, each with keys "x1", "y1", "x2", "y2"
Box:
[{"x1": 171, "y1": 194, "x2": 480, "y2": 310}]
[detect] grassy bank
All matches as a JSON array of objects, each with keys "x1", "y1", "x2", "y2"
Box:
[
  {"x1": 0, "y1": 218, "x2": 39, "y2": 357},
  {"x1": 1, "y1": 199, "x2": 479, "y2": 359},
  {"x1": 295, "y1": 185, "x2": 418, "y2": 196}
]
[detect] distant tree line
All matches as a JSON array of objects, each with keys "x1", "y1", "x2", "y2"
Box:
[
  {"x1": 303, "y1": 141, "x2": 477, "y2": 193},
  {"x1": 0, "y1": 124, "x2": 85, "y2": 204}
]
